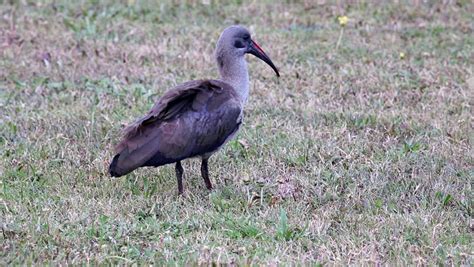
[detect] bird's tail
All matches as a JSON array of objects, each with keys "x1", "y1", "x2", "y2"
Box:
[
  {"x1": 108, "y1": 146, "x2": 159, "y2": 177},
  {"x1": 109, "y1": 122, "x2": 168, "y2": 177},
  {"x1": 109, "y1": 153, "x2": 127, "y2": 177}
]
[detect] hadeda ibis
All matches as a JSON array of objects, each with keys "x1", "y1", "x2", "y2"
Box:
[{"x1": 109, "y1": 25, "x2": 279, "y2": 194}]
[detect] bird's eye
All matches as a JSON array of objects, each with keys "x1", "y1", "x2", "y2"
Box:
[
  {"x1": 243, "y1": 34, "x2": 250, "y2": 40},
  {"x1": 234, "y1": 40, "x2": 245, "y2": 48}
]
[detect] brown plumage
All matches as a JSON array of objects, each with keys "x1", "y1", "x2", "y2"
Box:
[
  {"x1": 110, "y1": 80, "x2": 241, "y2": 177},
  {"x1": 109, "y1": 26, "x2": 279, "y2": 194}
]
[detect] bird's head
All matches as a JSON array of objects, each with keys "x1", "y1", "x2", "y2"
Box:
[{"x1": 216, "y1": 25, "x2": 280, "y2": 77}]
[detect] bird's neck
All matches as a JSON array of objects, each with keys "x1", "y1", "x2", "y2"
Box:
[{"x1": 218, "y1": 56, "x2": 249, "y2": 105}]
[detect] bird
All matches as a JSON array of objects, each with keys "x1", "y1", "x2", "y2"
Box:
[{"x1": 109, "y1": 25, "x2": 279, "y2": 194}]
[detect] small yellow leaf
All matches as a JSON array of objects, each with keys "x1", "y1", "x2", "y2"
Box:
[
  {"x1": 399, "y1": 52, "x2": 405, "y2": 59},
  {"x1": 338, "y1": 16, "x2": 348, "y2": 27}
]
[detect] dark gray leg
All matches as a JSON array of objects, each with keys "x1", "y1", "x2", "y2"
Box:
[
  {"x1": 175, "y1": 161, "x2": 184, "y2": 194},
  {"x1": 201, "y1": 158, "x2": 212, "y2": 190}
]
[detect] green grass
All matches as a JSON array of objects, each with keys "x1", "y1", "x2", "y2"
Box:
[{"x1": 1, "y1": 0, "x2": 473, "y2": 265}]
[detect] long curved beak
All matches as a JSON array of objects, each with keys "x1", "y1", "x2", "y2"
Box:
[{"x1": 247, "y1": 40, "x2": 280, "y2": 77}]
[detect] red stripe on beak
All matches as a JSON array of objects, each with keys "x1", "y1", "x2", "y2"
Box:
[
  {"x1": 248, "y1": 39, "x2": 280, "y2": 77},
  {"x1": 252, "y1": 40, "x2": 266, "y2": 55}
]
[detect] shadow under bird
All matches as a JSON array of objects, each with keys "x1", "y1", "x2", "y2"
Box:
[{"x1": 109, "y1": 25, "x2": 280, "y2": 194}]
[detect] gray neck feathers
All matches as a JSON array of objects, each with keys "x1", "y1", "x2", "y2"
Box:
[{"x1": 216, "y1": 51, "x2": 250, "y2": 105}]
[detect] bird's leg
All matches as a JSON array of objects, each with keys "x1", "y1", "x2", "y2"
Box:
[
  {"x1": 201, "y1": 158, "x2": 212, "y2": 190},
  {"x1": 175, "y1": 161, "x2": 184, "y2": 194}
]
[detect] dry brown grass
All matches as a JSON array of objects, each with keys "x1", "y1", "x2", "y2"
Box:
[{"x1": 1, "y1": 0, "x2": 473, "y2": 265}]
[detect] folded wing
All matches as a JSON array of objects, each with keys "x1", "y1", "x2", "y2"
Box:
[{"x1": 109, "y1": 80, "x2": 242, "y2": 177}]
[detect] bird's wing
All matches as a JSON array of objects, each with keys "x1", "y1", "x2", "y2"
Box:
[
  {"x1": 117, "y1": 80, "x2": 210, "y2": 150},
  {"x1": 110, "y1": 79, "x2": 241, "y2": 176}
]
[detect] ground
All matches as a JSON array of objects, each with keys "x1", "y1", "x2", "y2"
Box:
[{"x1": 1, "y1": 0, "x2": 473, "y2": 265}]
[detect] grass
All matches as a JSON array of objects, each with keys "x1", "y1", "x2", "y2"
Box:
[{"x1": 1, "y1": 0, "x2": 473, "y2": 265}]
